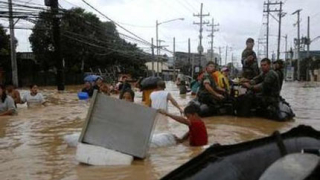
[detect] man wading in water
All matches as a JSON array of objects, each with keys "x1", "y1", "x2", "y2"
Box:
[{"x1": 150, "y1": 81, "x2": 183, "y2": 114}]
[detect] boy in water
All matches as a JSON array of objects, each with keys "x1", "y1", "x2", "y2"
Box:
[{"x1": 158, "y1": 104, "x2": 208, "y2": 146}]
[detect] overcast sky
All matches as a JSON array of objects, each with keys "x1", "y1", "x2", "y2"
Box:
[{"x1": 1, "y1": 0, "x2": 319, "y2": 65}]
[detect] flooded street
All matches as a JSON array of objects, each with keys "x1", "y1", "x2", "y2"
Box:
[{"x1": 0, "y1": 81, "x2": 320, "y2": 180}]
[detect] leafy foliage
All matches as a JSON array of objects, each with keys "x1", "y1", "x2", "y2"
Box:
[
  {"x1": 0, "y1": 24, "x2": 10, "y2": 56},
  {"x1": 29, "y1": 8, "x2": 148, "y2": 77},
  {"x1": 0, "y1": 24, "x2": 12, "y2": 70}
]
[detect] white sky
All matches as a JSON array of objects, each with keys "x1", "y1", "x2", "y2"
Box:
[{"x1": 1, "y1": 0, "x2": 320, "y2": 65}]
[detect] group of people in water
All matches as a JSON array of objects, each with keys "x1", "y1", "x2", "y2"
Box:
[
  {"x1": 0, "y1": 37, "x2": 288, "y2": 147},
  {"x1": 191, "y1": 38, "x2": 286, "y2": 119},
  {"x1": 0, "y1": 84, "x2": 45, "y2": 116},
  {"x1": 81, "y1": 75, "x2": 135, "y2": 102}
]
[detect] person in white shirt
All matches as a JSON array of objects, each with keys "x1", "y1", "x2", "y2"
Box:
[
  {"x1": 22, "y1": 84, "x2": 46, "y2": 108},
  {"x1": 150, "y1": 81, "x2": 183, "y2": 114},
  {"x1": 0, "y1": 84, "x2": 16, "y2": 116}
]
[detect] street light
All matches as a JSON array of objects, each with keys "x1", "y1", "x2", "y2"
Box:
[{"x1": 156, "y1": 18, "x2": 184, "y2": 77}]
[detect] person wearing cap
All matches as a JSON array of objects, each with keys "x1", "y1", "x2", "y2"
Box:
[
  {"x1": 241, "y1": 38, "x2": 260, "y2": 80},
  {"x1": 273, "y1": 60, "x2": 284, "y2": 90}
]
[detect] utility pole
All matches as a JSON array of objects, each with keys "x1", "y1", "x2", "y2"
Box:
[
  {"x1": 263, "y1": 1, "x2": 285, "y2": 60},
  {"x1": 307, "y1": 16, "x2": 310, "y2": 58},
  {"x1": 277, "y1": 1, "x2": 283, "y2": 60},
  {"x1": 257, "y1": 38, "x2": 267, "y2": 60},
  {"x1": 191, "y1": 54, "x2": 195, "y2": 78},
  {"x1": 151, "y1": 38, "x2": 155, "y2": 76},
  {"x1": 173, "y1": 37, "x2": 176, "y2": 81},
  {"x1": 225, "y1": 45, "x2": 228, "y2": 65},
  {"x1": 155, "y1": 18, "x2": 184, "y2": 77},
  {"x1": 231, "y1": 53, "x2": 234, "y2": 76},
  {"x1": 225, "y1": 46, "x2": 232, "y2": 65},
  {"x1": 156, "y1": 20, "x2": 159, "y2": 77},
  {"x1": 219, "y1": 46, "x2": 222, "y2": 65},
  {"x1": 188, "y1": 38, "x2": 191, "y2": 76},
  {"x1": 47, "y1": 0, "x2": 65, "y2": 90},
  {"x1": 289, "y1": 47, "x2": 293, "y2": 66},
  {"x1": 8, "y1": 0, "x2": 18, "y2": 87},
  {"x1": 159, "y1": 40, "x2": 163, "y2": 75},
  {"x1": 193, "y1": 3, "x2": 210, "y2": 70},
  {"x1": 292, "y1": 9, "x2": 302, "y2": 81},
  {"x1": 207, "y1": 18, "x2": 219, "y2": 64},
  {"x1": 284, "y1": 34, "x2": 288, "y2": 60},
  {"x1": 157, "y1": 39, "x2": 167, "y2": 77},
  {"x1": 264, "y1": 0, "x2": 270, "y2": 58},
  {"x1": 306, "y1": 16, "x2": 310, "y2": 81}
]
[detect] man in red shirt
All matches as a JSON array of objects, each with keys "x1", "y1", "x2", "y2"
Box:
[{"x1": 158, "y1": 104, "x2": 208, "y2": 146}]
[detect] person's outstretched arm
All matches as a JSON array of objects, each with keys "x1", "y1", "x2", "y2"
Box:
[
  {"x1": 167, "y1": 93, "x2": 183, "y2": 114},
  {"x1": 1, "y1": 97, "x2": 16, "y2": 116},
  {"x1": 158, "y1": 109, "x2": 190, "y2": 126},
  {"x1": 0, "y1": 109, "x2": 14, "y2": 116},
  {"x1": 204, "y1": 84, "x2": 224, "y2": 100},
  {"x1": 175, "y1": 132, "x2": 189, "y2": 143}
]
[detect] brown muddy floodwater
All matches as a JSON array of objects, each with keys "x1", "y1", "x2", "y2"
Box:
[{"x1": 0, "y1": 81, "x2": 320, "y2": 180}]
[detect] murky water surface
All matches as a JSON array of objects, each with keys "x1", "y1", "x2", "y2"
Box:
[{"x1": 0, "y1": 81, "x2": 319, "y2": 180}]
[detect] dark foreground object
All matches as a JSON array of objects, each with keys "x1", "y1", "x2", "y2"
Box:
[
  {"x1": 161, "y1": 125, "x2": 320, "y2": 180},
  {"x1": 140, "y1": 77, "x2": 162, "y2": 90},
  {"x1": 259, "y1": 153, "x2": 320, "y2": 180},
  {"x1": 189, "y1": 95, "x2": 295, "y2": 121}
]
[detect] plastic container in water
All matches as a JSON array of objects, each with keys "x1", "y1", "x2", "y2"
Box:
[{"x1": 78, "y1": 92, "x2": 89, "y2": 100}]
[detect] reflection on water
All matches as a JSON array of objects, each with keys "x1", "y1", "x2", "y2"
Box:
[{"x1": 0, "y1": 82, "x2": 319, "y2": 180}]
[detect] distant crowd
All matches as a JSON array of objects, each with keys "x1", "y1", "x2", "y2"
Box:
[
  {"x1": 81, "y1": 75, "x2": 135, "y2": 102},
  {"x1": 0, "y1": 37, "x2": 287, "y2": 147}
]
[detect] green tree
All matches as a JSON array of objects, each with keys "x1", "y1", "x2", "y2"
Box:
[
  {"x1": 29, "y1": 8, "x2": 148, "y2": 76},
  {"x1": 0, "y1": 24, "x2": 10, "y2": 56},
  {"x1": 0, "y1": 24, "x2": 12, "y2": 71}
]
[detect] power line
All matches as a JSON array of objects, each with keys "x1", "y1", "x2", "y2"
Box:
[
  {"x1": 62, "y1": 34, "x2": 151, "y2": 59},
  {"x1": 81, "y1": 0, "x2": 150, "y2": 46},
  {"x1": 81, "y1": 0, "x2": 174, "y2": 55},
  {"x1": 175, "y1": 0, "x2": 195, "y2": 14},
  {"x1": 183, "y1": 0, "x2": 198, "y2": 12},
  {"x1": 61, "y1": 0, "x2": 155, "y2": 29},
  {"x1": 115, "y1": 22, "x2": 154, "y2": 28}
]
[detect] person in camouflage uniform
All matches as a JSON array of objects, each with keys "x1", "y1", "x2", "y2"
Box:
[
  {"x1": 197, "y1": 61, "x2": 225, "y2": 106},
  {"x1": 242, "y1": 58, "x2": 280, "y2": 118},
  {"x1": 273, "y1": 60, "x2": 284, "y2": 91},
  {"x1": 241, "y1": 38, "x2": 260, "y2": 79}
]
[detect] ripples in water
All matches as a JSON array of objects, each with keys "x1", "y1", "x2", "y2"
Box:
[{"x1": 0, "y1": 82, "x2": 319, "y2": 179}]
